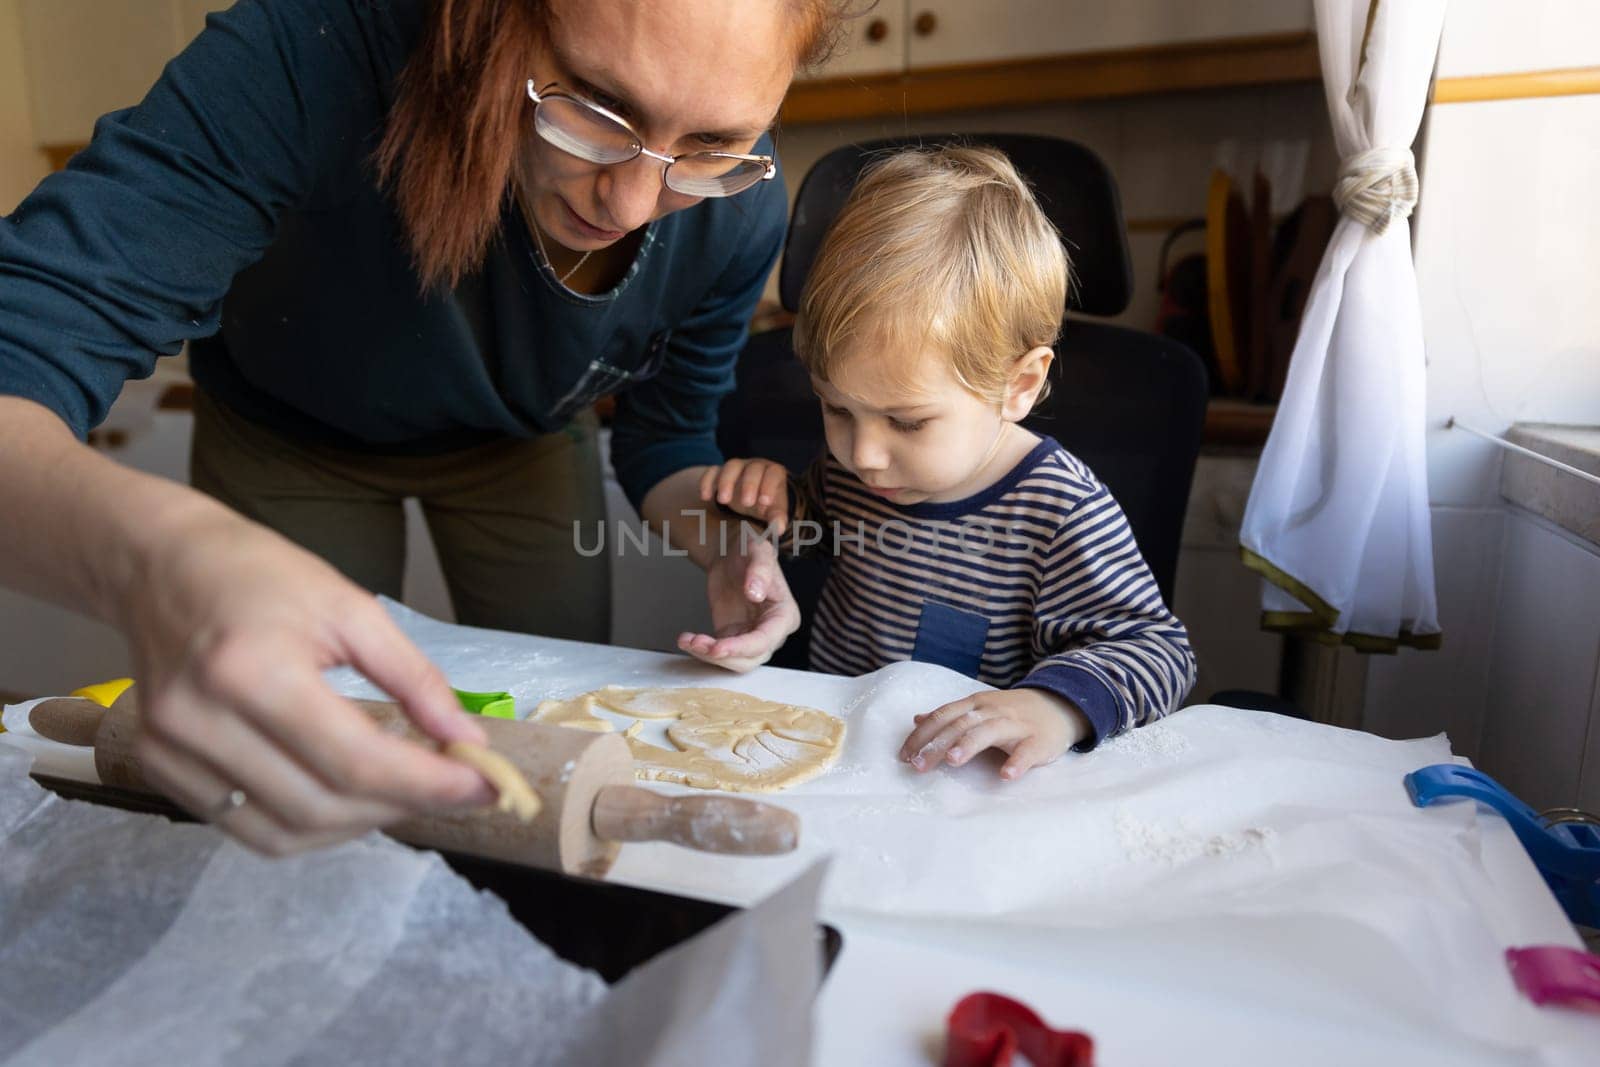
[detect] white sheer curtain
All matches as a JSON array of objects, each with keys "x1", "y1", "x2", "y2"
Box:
[{"x1": 1239, "y1": 0, "x2": 1447, "y2": 651}]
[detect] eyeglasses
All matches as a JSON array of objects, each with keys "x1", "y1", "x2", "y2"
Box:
[{"x1": 525, "y1": 80, "x2": 776, "y2": 198}]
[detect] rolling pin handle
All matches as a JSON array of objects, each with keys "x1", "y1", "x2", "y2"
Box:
[
  {"x1": 591, "y1": 785, "x2": 800, "y2": 855},
  {"x1": 27, "y1": 697, "x2": 106, "y2": 747}
]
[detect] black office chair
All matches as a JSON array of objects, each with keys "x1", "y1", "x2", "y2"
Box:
[{"x1": 719, "y1": 134, "x2": 1208, "y2": 670}]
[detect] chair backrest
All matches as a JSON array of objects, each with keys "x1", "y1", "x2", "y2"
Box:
[
  {"x1": 1026, "y1": 320, "x2": 1206, "y2": 603},
  {"x1": 779, "y1": 134, "x2": 1134, "y2": 317},
  {"x1": 720, "y1": 134, "x2": 1206, "y2": 665}
]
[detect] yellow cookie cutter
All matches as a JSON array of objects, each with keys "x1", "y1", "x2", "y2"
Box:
[{"x1": 71, "y1": 677, "x2": 135, "y2": 708}]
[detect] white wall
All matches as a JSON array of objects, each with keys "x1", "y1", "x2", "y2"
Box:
[
  {"x1": 1432, "y1": 0, "x2": 1600, "y2": 80},
  {"x1": 1419, "y1": 92, "x2": 1600, "y2": 509},
  {"x1": 1362, "y1": 0, "x2": 1600, "y2": 807}
]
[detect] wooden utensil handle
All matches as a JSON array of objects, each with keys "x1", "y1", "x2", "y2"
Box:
[
  {"x1": 590, "y1": 785, "x2": 799, "y2": 855},
  {"x1": 28, "y1": 697, "x2": 104, "y2": 747}
]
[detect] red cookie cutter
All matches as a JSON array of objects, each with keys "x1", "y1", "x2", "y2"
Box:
[
  {"x1": 944, "y1": 991, "x2": 1094, "y2": 1067},
  {"x1": 1506, "y1": 946, "x2": 1600, "y2": 1013}
]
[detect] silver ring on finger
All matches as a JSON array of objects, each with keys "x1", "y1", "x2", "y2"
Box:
[{"x1": 204, "y1": 787, "x2": 248, "y2": 823}]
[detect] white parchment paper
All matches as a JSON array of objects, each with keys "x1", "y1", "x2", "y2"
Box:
[{"x1": 314, "y1": 600, "x2": 1577, "y2": 1057}]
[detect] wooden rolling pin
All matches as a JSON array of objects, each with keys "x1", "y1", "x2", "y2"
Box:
[{"x1": 29, "y1": 693, "x2": 800, "y2": 878}]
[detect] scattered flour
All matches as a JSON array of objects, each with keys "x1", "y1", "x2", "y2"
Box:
[
  {"x1": 1102, "y1": 723, "x2": 1192, "y2": 765},
  {"x1": 839, "y1": 682, "x2": 884, "y2": 717},
  {"x1": 1115, "y1": 809, "x2": 1276, "y2": 865}
]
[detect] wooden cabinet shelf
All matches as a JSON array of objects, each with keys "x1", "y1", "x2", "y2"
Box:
[
  {"x1": 780, "y1": 32, "x2": 1321, "y2": 125},
  {"x1": 1202, "y1": 399, "x2": 1277, "y2": 449}
]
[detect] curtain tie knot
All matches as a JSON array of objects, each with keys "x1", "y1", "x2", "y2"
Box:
[{"x1": 1334, "y1": 146, "x2": 1418, "y2": 235}]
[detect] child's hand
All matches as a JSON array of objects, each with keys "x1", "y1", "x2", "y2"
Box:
[
  {"x1": 898, "y1": 689, "x2": 1091, "y2": 781},
  {"x1": 698, "y1": 458, "x2": 792, "y2": 536},
  {"x1": 677, "y1": 536, "x2": 799, "y2": 673}
]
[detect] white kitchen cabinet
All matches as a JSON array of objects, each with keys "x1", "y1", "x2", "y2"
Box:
[
  {"x1": 904, "y1": 0, "x2": 1314, "y2": 67},
  {"x1": 908, "y1": 0, "x2": 1305, "y2": 67},
  {"x1": 799, "y1": 2, "x2": 908, "y2": 80},
  {"x1": 807, "y1": 0, "x2": 1315, "y2": 80}
]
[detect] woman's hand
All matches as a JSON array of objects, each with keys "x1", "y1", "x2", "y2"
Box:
[
  {"x1": 124, "y1": 509, "x2": 495, "y2": 855},
  {"x1": 676, "y1": 534, "x2": 799, "y2": 672},
  {"x1": 698, "y1": 458, "x2": 792, "y2": 536},
  {"x1": 898, "y1": 688, "x2": 1091, "y2": 781}
]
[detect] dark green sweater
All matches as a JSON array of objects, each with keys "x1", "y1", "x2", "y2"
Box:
[{"x1": 0, "y1": 0, "x2": 786, "y2": 509}]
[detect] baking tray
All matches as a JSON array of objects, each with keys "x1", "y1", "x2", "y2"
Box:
[{"x1": 31, "y1": 773, "x2": 842, "y2": 984}]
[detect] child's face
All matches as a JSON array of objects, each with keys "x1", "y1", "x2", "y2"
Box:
[{"x1": 812, "y1": 347, "x2": 1018, "y2": 506}]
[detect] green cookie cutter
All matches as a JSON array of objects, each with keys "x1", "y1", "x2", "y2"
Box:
[{"x1": 451, "y1": 687, "x2": 517, "y2": 720}]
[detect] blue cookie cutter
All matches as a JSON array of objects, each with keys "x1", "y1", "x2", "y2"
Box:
[{"x1": 1405, "y1": 764, "x2": 1600, "y2": 928}]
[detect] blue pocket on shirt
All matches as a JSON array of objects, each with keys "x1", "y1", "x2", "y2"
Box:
[{"x1": 911, "y1": 601, "x2": 990, "y2": 678}]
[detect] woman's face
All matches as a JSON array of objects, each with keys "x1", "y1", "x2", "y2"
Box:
[{"x1": 526, "y1": 0, "x2": 796, "y2": 251}]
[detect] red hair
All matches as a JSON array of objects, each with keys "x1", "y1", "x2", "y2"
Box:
[{"x1": 375, "y1": 0, "x2": 857, "y2": 291}]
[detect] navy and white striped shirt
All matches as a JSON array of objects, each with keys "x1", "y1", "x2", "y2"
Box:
[{"x1": 785, "y1": 435, "x2": 1196, "y2": 749}]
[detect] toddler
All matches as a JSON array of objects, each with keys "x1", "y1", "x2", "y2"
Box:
[{"x1": 696, "y1": 145, "x2": 1196, "y2": 779}]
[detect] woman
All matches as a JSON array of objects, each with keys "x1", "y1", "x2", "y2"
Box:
[{"x1": 0, "y1": 0, "x2": 850, "y2": 854}]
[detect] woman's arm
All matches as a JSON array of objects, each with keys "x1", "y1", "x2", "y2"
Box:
[
  {"x1": 0, "y1": 398, "x2": 491, "y2": 853},
  {"x1": 0, "y1": 1, "x2": 494, "y2": 851}
]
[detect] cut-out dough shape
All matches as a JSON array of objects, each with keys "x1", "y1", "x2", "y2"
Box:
[
  {"x1": 531, "y1": 686, "x2": 845, "y2": 793},
  {"x1": 532, "y1": 692, "x2": 615, "y2": 732}
]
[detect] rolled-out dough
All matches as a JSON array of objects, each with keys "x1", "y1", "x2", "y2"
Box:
[{"x1": 530, "y1": 686, "x2": 845, "y2": 793}]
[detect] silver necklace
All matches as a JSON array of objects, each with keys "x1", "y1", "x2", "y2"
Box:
[{"x1": 530, "y1": 217, "x2": 592, "y2": 287}]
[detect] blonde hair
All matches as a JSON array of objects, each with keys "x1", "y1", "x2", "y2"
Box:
[{"x1": 792, "y1": 144, "x2": 1070, "y2": 404}]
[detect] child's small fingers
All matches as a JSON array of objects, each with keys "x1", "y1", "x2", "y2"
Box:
[
  {"x1": 716, "y1": 461, "x2": 746, "y2": 504},
  {"x1": 739, "y1": 465, "x2": 767, "y2": 508},
  {"x1": 705, "y1": 633, "x2": 776, "y2": 673},
  {"x1": 711, "y1": 631, "x2": 763, "y2": 659},
  {"x1": 911, "y1": 697, "x2": 977, "y2": 732},
  {"x1": 679, "y1": 632, "x2": 717, "y2": 654},
  {"x1": 899, "y1": 700, "x2": 975, "y2": 760},
  {"x1": 926, "y1": 697, "x2": 979, "y2": 725},
  {"x1": 1000, "y1": 738, "x2": 1054, "y2": 781},
  {"x1": 947, "y1": 718, "x2": 1030, "y2": 766},
  {"x1": 716, "y1": 463, "x2": 739, "y2": 502},
  {"x1": 757, "y1": 464, "x2": 787, "y2": 509},
  {"x1": 698, "y1": 467, "x2": 718, "y2": 502},
  {"x1": 905, "y1": 711, "x2": 987, "y2": 771}
]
